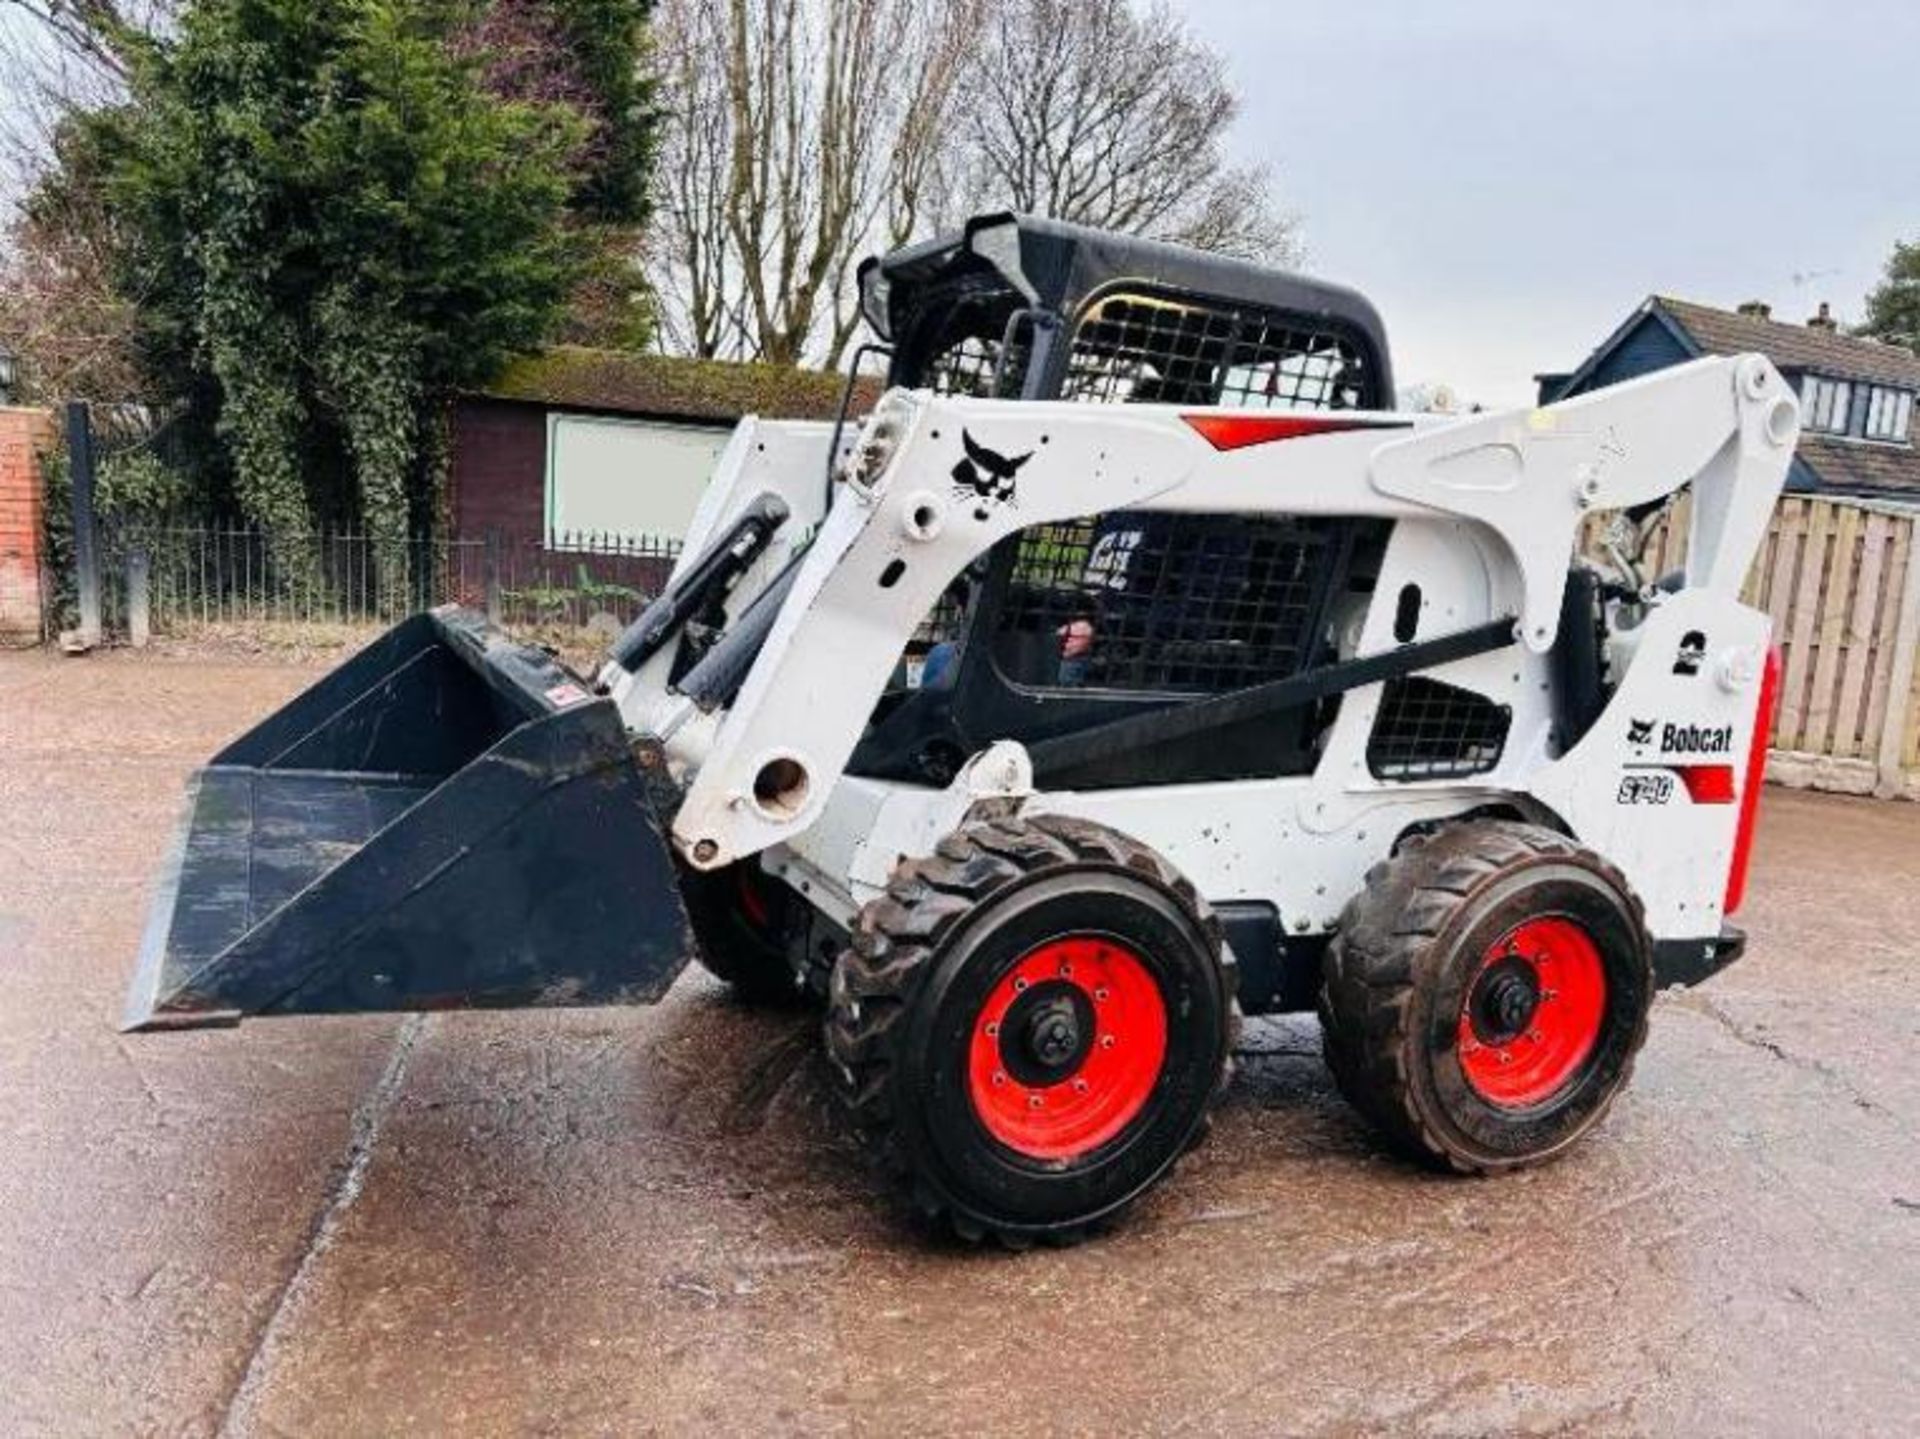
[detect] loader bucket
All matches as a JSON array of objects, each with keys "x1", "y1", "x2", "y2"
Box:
[{"x1": 123, "y1": 607, "x2": 693, "y2": 1031}]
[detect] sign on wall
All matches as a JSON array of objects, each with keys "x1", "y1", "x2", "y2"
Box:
[{"x1": 545, "y1": 414, "x2": 732, "y2": 545}]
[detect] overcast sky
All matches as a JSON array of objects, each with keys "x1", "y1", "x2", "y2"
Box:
[{"x1": 1170, "y1": 0, "x2": 1920, "y2": 408}]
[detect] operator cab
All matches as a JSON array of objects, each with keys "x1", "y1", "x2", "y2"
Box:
[
  {"x1": 858, "y1": 212, "x2": 1392, "y2": 407},
  {"x1": 844, "y1": 215, "x2": 1475, "y2": 792}
]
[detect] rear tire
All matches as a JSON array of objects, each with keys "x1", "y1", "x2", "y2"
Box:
[
  {"x1": 1319, "y1": 821, "x2": 1652, "y2": 1173},
  {"x1": 681, "y1": 861, "x2": 809, "y2": 1008},
  {"x1": 827, "y1": 814, "x2": 1236, "y2": 1246}
]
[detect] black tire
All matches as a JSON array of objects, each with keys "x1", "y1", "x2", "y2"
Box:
[
  {"x1": 1319, "y1": 821, "x2": 1653, "y2": 1173},
  {"x1": 681, "y1": 860, "x2": 810, "y2": 1007},
  {"x1": 827, "y1": 813, "x2": 1236, "y2": 1247}
]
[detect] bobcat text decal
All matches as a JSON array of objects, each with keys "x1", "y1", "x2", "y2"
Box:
[{"x1": 1627, "y1": 717, "x2": 1734, "y2": 756}]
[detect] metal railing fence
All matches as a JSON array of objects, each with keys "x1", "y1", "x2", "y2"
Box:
[{"x1": 91, "y1": 520, "x2": 681, "y2": 639}]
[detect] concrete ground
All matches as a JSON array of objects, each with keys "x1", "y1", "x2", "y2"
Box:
[{"x1": 1, "y1": 648, "x2": 1916, "y2": 1437}]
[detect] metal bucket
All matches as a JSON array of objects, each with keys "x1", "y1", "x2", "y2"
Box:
[{"x1": 123, "y1": 607, "x2": 692, "y2": 1030}]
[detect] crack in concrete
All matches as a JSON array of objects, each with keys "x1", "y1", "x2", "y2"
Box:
[
  {"x1": 214, "y1": 1015, "x2": 426, "y2": 1438},
  {"x1": 1675, "y1": 992, "x2": 1889, "y2": 1118}
]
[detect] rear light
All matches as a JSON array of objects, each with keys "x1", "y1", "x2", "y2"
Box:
[{"x1": 1723, "y1": 646, "x2": 1782, "y2": 917}]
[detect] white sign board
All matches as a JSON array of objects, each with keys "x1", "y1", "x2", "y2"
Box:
[{"x1": 546, "y1": 413, "x2": 731, "y2": 544}]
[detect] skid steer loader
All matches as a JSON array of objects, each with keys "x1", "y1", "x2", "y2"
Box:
[{"x1": 126, "y1": 215, "x2": 1797, "y2": 1244}]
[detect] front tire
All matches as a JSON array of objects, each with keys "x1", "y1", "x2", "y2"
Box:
[
  {"x1": 681, "y1": 860, "x2": 809, "y2": 1007},
  {"x1": 1319, "y1": 821, "x2": 1653, "y2": 1173},
  {"x1": 827, "y1": 814, "x2": 1236, "y2": 1246}
]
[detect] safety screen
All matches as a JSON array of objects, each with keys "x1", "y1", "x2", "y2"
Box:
[
  {"x1": 1366, "y1": 678, "x2": 1511, "y2": 780},
  {"x1": 1061, "y1": 291, "x2": 1373, "y2": 410},
  {"x1": 922, "y1": 308, "x2": 1034, "y2": 399},
  {"x1": 989, "y1": 513, "x2": 1351, "y2": 695}
]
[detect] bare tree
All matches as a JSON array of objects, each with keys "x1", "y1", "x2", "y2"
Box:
[
  {"x1": 0, "y1": 2, "x2": 171, "y2": 203},
  {"x1": 949, "y1": 0, "x2": 1295, "y2": 262},
  {"x1": 0, "y1": 1, "x2": 173, "y2": 401},
  {"x1": 649, "y1": 0, "x2": 976, "y2": 366},
  {"x1": 648, "y1": 0, "x2": 1295, "y2": 366}
]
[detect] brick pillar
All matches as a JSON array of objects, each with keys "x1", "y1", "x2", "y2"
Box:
[{"x1": 0, "y1": 407, "x2": 56, "y2": 642}]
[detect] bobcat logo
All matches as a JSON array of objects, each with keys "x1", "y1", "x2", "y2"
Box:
[
  {"x1": 1627, "y1": 717, "x2": 1656, "y2": 747},
  {"x1": 952, "y1": 430, "x2": 1033, "y2": 519}
]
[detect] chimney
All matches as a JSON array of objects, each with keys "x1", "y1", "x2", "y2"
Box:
[
  {"x1": 1736, "y1": 300, "x2": 1773, "y2": 321},
  {"x1": 1807, "y1": 301, "x2": 1839, "y2": 333}
]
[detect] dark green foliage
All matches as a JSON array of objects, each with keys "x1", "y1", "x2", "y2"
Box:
[
  {"x1": 32, "y1": 0, "x2": 655, "y2": 541},
  {"x1": 1860, "y1": 241, "x2": 1920, "y2": 355},
  {"x1": 549, "y1": 0, "x2": 657, "y2": 228}
]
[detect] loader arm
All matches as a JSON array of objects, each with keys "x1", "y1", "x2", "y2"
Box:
[{"x1": 665, "y1": 354, "x2": 1798, "y2": 873}]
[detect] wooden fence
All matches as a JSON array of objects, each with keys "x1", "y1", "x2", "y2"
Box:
[{"x1": 1637, "y1": 492, "x2": 1920, "y2": 799}]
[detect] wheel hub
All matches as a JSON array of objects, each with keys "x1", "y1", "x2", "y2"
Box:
[
  {"x1": 999, "y1": 981, "x2": 1095, "y2": 1085},
  {"x1": 966, "y1": 937, "x2": 1168, "y2": 1161},
  {"x1": 1469, "y1": 955, "x2": 1541, "y2": 1044},
  {"x1": 1456, "y1": 917, "x2": 1608, "y2": 1109}
]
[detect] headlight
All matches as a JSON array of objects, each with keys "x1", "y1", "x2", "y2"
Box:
[{"x1": 845, "y1": 391, "x2": 919, "y2": 491}]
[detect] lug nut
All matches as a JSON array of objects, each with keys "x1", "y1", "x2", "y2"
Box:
[
  {"x1": 1073, "y1": 1078, "x2": 1089, "y2": 1093},
  {"x1": 1101, "y1": 1034, "x2": 1115, "y2": 1049},
  {"x1": 1013, "y1": 977, "x2": 1028, "y2": 992},
  {"x1": 984, "y1": 1021, "x2": 999, "y2": 1037},
  {"x1": 1028, "y1": 1095, "x2": 1044, "y2": 1109},
  {"x1": 1094, "y1": 987, "x2": 1109, "y2": 1002},
  {"x1": 992, "y1": 1071, "x2": 1006, "y2": 1086}
]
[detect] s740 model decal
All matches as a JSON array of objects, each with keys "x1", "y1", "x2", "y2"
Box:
[{"x1": 1617, "y1": 772, "x2": 1673, "y2": 806}]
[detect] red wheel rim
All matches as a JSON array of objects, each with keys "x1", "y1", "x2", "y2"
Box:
[
  {"x1": 1456, "y1": 917, "x2": 1607, "y2": 1108},
  {"x1": 966, "y1": 937, "x2": 1167, "y2": 1161}
]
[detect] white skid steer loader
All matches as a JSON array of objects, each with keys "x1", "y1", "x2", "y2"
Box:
[{"x1": 126, "y1": 215, "x2": 1797, "y2": 1245}]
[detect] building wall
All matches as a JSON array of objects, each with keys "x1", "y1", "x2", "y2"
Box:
[
  {"x1": 1542, "y1": 315, "x2": 1694, "y2": 404},
  {"x1": 0, "y1": 407, "x2": 54, "y2": 642},
  {"x1": 447, "y1": 397, "x2": 547, "y2": 543}
]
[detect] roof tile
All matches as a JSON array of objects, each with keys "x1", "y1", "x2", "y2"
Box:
[{"x1": 1653, "y1": 297, "x2": 1920, "y2": 389}]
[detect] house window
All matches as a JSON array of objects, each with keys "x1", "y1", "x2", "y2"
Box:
[
  {"x1": 1864, "y1": 386, "x2": 1914, "y2": 444},
  {"x1": 1801, "y1": 376, "x2": 1853, "y2": 435}
]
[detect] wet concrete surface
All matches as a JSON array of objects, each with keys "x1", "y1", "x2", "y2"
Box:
[{"x1": 1, "y1": 647, "x2": 1916, "y2": 1436}]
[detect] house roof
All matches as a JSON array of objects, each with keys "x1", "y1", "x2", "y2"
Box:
[
  {"x1": 472, "y1": 347, "x2": 877, "y2": 423},
  {"x1": 1652, "y1": 297, "x2": 1920, "y2": 389},
  {"x1": 1642, "y1": 298, "x2": 1920, "y2": 498},
  {"x1": 1796, "y1": 434, "x2": 1920, "y2": 500}
]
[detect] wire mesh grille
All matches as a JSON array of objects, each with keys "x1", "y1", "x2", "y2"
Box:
[
  {"x1": 1060, "y1": 291, "x2": 1372, "y2": 410},
  {"x1": 989, "y1": 512, "x2": 1348, "y2": 693},
  {"x1": 1367, "y1": 677, "x2": 1511, "y2": 780},
  {"x1": 923, "y1": 311, "x2": 1033, "y2": 399}
]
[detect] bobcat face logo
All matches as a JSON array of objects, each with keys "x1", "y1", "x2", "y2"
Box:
[
  {"x1": 1627, "y1": 717, "x2": 1656, "y2": 747},
  {"x1": 952, "y1": 430, "x2": 1032, "y2": 519}
]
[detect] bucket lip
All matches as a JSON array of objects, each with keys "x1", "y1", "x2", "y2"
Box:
[{"x1": 121, "y1": 770, "x2": 240, "y2": 1032}]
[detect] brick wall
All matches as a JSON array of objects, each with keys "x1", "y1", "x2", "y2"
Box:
[
  {"x1": 0, "y1": 407, "x2": 55, "y2": 642},
  {"x1": 447, "y1": 396, "x2": 548, "y2": 544}
]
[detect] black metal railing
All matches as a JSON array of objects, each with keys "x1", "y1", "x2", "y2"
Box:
[{"x1": 90, "y1": 520, "x2": 681, "y2": 640}]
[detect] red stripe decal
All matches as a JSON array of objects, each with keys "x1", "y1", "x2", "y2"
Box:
[
  {"x1": 1673, "y1": 764, "x2": 1737, "y2": 805},
  {"x1": 1181, "y1": 414, "x2": 1413, "y2": 451}
]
